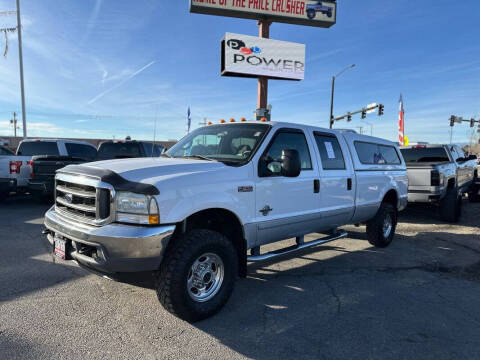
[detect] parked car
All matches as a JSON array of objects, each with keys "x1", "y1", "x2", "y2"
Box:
[
  {"x1": 28, "y1": 141, "x2": 97, "y2": 200},
  {"x1": 306, "y1": 1, "x2": 334, "y2": 19},
  {"x1": 400, "y1": 144, "x2": 478, "y2": 222},
  {"x1": 0, "y1": 146, "x2": 16, "y2": 201},
  {"x1": 44, "y1": 121, "x2": 408, "y2": 322},
  {"x1": 96, "y1": 140, "x2": 164, "y2": 161}
]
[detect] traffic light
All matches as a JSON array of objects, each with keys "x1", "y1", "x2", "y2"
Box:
[
  {"x1": 347, "y1": 113, "x2": 352, "y2": 122},
  {"x1": 470, "y1": 118, "x2": 476, "y2": 128},
  {"x1": 378, "y1": 104, "x2": 384, "y2": 116},
  {"x1": 361, "y1": 110, "x2": 366, "y2": 119},
  {"x1": 450, "y1": 115, "x2": 455, "y2": 127}
]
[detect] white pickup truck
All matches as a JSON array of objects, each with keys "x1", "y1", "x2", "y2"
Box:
[{"x1": 44, "y1": 121, "x2": 408, "y2": 321}]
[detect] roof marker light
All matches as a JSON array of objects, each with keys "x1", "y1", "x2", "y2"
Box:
[
  {"x1": 230, "y1": 118, "x2": 235, "y2": 122},
  {"x1": 241, "y1": 117, "x2": 246, "y2": 122},
  {"x1": 220, "y1": 119, "x2": 226, "y2": 123}
]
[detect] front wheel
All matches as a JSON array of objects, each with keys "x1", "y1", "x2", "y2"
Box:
[
  {"x1": 155, "y1": 229, "x2": 237, "y2": 322},
  {"x1": 306, "y1": 9, "x2": 316, "y2": 19},
  {"x1": 366, "y1": 202, "x2": 397, "y2": 248}
]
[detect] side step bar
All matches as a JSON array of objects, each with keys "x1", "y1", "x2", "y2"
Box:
[{"x1": 247, "y1": 230, "x2": 348, "y2": 262}]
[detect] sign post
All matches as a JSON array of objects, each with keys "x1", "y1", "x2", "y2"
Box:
[{"x1": 257, "y1": 20, "x2": 270, "y2": 120}]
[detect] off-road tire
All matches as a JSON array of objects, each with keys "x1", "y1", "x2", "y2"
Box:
[
  {"x1": 366, "y1": 202, "x2": 397, "y2": 248},
  {"x1": 439, "y1": 188, "x2": 461, "y2": 222},
  {"x1": 468, "y1": 184, "x2": 480, "y2": 203},
  {"x1": 155, "y1": 229, "x2": 237, "y2": 322},
  {"x1": 307, "y1": 9, "x2": 315, "y2": 19}
]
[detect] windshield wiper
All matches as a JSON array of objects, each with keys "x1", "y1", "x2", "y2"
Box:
[
  {"x1": 160, "y1": 153, "x2": 172, "y2": 158},
  {"x1": 183, "y1": 155, "x2": 217, "y2": 162}
]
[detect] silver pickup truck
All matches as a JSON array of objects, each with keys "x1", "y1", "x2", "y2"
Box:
[{"x1": 400, "y1": 144, "x2": 478, "y2": 222}]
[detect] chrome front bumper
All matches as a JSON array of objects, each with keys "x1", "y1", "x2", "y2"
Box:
[{"x1": 44, "y1": 206, "x2": 176, "y2": 273}]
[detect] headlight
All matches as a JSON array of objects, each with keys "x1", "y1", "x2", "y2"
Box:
[{"x1": 115, "y1": 192, "x2": 159, "y2": 225}]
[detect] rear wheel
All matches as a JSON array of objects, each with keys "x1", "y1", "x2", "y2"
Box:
[
  {"x1": 366, "y1": 202, "x2": 397, "y2": 248},
  {"x1": 439, "y1": 188, "x2": 461, "y2": 222},
  {"x1": 155, "y1": 229, "x2": 237, "y2": 322},
  {"x1": 307, "y1": 9, "x2": 316, "y2": 19}
]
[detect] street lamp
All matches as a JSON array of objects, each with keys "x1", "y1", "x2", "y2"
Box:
[{"x1": 329, "y1": 64, "x2": 355, "y2": 129}]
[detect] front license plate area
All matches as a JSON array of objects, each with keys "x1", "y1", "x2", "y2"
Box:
[{"x1": 54, "y1": 237, "x2": 67, "y2": 260}]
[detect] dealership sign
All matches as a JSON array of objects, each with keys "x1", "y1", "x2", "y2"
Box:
[
  {"x1": 221, "y1": 33, "x2": 305, "y2": 81},
  {"x1": 190, "y1": 0, "x2": 336, "y2": 28}
]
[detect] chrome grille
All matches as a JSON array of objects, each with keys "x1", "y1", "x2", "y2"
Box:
[{"x1": 55, "y1": 173, "x2": 115, "y2": 226}]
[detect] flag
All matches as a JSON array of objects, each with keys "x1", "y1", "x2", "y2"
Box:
[
  {"x1": 398, "y1": 94, "x2": 405, "y2": 146},
  {"x1": 186, "y1": 107, "x2": 191, "y2": 134}
]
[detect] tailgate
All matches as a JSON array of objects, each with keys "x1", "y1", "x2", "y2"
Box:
[
  {"x1": 31, "y1": 157, "x2": 84, "y2": 181},
  {"x1": 406, "y1": 167, "x2": 433, "y2": 186}
]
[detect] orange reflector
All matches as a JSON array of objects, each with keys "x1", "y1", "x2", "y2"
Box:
[
  {"x1": 148, "y1": 215, "x2": 159, "y2": 224},
  {"x1": 240, "y1": 117, "x2": 246, "y2": 122},
  {"x1": 230, "y1": 118, "x2": 235, "y2": 122},
  {"x1": 207, "y1": 121, "x2": 212, "y2": 125},
  {"x1": 261, "y1": 117, "x2": 267, "y2": 122},
  {"x1": 220, "y1": 119, "x2": 226, "y2": 123}
]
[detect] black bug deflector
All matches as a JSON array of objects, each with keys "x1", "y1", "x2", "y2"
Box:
[{"x1": 56, "y1": 164, "x2": 159, "y2": 196}]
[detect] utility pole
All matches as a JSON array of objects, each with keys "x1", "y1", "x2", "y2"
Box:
[
  {"x1": 16, "y1": 0, "x2": 27, "y2": 138},
  {"x1": 10, "y1": 112, "x2": 18, "y2": 138}
]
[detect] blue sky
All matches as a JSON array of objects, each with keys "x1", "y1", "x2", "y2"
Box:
[{"x1": 0, "y1": 0, "x2": 479, "y2": 143}]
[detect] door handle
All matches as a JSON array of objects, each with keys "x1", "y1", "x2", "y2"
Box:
[
  {"x1": 347, "y1": 178, "x2": 352, "y2": 191},
  {"x1": 314, "y1": 179, "x2": 320, "y2": 193}
]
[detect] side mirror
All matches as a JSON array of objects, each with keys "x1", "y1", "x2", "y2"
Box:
[
  {"x1": 281, "y1": 149, "x2": 301, "y2": 177},
  {"x1": 468, "y1": 154, "x2": 477, "y2": 161}
]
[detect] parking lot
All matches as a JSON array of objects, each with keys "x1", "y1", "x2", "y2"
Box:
[{"x1": 1, "y1": 196, "x2": 480, "y2": 360}]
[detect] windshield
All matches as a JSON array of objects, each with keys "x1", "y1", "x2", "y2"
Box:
[
  {"x1": 97, "y1": 142, "x2": 142, "y2": 160},
  {"x1": 400, "y1": 147, "x2": 450, "y2": 163},
  {"x1": 167, "y1": 123, "x2": 270, "y2": 164}
]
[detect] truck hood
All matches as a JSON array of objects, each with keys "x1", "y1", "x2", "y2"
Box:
[{"x1": 74, "y1": 157, "x2": 228, "y2": 184}]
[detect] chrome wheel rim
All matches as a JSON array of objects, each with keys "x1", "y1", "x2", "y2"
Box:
[
  {"x1": 383, "y1": 213, "x2": 393, "y2": 238},
  {"x1": 187, "y1": 253, "x2": 224, "y2": 303}
]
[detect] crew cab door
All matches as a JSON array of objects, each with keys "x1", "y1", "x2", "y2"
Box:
[
  {"x1": 450, "y1": 145, "x2": 471, "y2": 190},
  {"x1": 254, "y1": 128, "x2": 320, "y2": 246},
  {"x1": 312, "y1": 131, "x2": 355, "y2": 226}
]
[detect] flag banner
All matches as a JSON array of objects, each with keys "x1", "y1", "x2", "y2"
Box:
[{"x1": 398, "y1": 94, "x2": 405, "y2": 146}]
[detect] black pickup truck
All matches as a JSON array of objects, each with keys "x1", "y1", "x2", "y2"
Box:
[{"x1": 28, "y1": 143, "x2": 97, "y2": 201}]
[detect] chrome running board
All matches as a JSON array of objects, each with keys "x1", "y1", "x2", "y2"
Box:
[{"x1": 247, "y1": 230, "x2": 348, "y2": 262}]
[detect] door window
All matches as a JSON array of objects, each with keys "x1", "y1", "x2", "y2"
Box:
[
  {"x1": 314, "y1": 133, "x2": 345, "y2": 170},
  {"x1": 260, "y1": 130, "x2": 312, "y2": 177}
]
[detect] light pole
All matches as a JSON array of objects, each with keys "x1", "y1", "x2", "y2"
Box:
[{"x1": 329, "y1": 64, "x2": 355, "y2": 129}]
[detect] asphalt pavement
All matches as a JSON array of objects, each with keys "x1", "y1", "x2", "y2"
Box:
[{"x1": 1, "y1": 196, "x2": 480, "y2": 360}]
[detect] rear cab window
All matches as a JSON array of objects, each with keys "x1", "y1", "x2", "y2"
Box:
[
  {"x1": 17, "y1": 141, "x2": 59, "y2": 156},
  {"x1": 65, "y1": 143, "x2": 97, "y2": 161},
  {"x1": 400, "y1": 147, "x2": 450, "y2": 163},
  {"x1": 96, "y1": 142, "x2": 142, "y2": 160},
  {"x1": 354, "y1": 141, "x2": 401, "y2": 165}
]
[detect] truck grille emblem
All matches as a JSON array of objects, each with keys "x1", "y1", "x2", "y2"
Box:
[{"x1": 64, "y1": 194, "x2": 73, "y2": 203}]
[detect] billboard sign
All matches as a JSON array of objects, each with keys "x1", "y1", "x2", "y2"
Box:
[
  {"x1": 190, "y1": 0, "x2": 336, "y2": 28},
  {"x1": 221, "y1": 33, "x2": 305, "y2": 81}
]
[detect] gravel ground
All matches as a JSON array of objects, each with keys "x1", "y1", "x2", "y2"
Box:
[{"x1": 1, "y1": 195, "x2": 480, "y2": 360}]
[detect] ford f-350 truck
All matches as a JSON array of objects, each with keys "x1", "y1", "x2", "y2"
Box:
[
  {"x1": 44, "y1": 121, "x2": 408, "y2": 322},
  {"x1": 400, "y1": 144, "x2": 477, "y2": 222}
]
